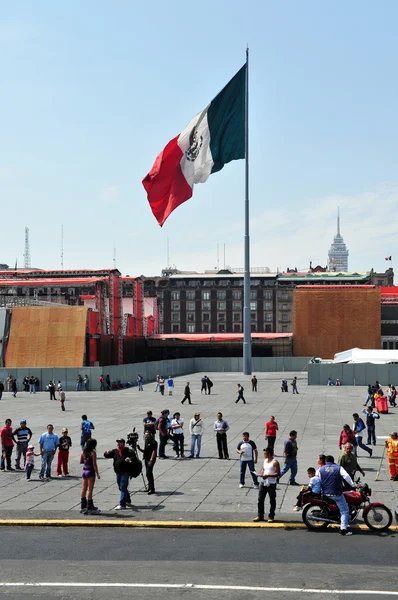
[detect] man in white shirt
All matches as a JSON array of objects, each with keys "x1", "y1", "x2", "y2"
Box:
[
  {"x1": 189, "y1": 412, "x2": 203, "y2": 458},
  {"x1": 236, "y1": 432, "x2": 258, "y2": 488},
  {"x1": 171, "y1": 412, "x2": 184, "y2": 458}
]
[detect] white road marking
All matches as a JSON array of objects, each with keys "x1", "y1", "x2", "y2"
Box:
[{"x1": 0, "y1": 583, "x2": 397, "y2": 595}]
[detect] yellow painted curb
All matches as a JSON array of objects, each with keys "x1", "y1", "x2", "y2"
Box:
[{"x1": 0, "y1": 519, "x2": 396, "y2": 530}]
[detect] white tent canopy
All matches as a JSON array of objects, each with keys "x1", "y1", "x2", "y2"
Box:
[{"x1": 333, "y1": 348, "x2": 398, "y2": 364}]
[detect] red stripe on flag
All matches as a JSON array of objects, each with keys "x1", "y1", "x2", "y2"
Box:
[{"x1": 142, "y1": 135, "x2": 193, "y2": 227}]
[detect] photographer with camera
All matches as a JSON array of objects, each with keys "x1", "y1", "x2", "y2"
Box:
[
  {"x1": 103, "y1": 439, "x2": 136, "y2": 510},
  {"x1": 137, "y1": 431, "x2": 158, "y2": 494}
]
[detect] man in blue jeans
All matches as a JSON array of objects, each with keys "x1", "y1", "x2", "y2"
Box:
[
  {"x1": 104, "y1": 439, "x2": 136, "y2": 510},
  {"x1": 319, "y1": 455, "x2": 355, "y2": 536},
  {"x1": 236, "y1": 432, "x2": 259, "y2": 488},
  {"x1": 278, "y1": 430, "x2": 299, "y2": 486},
  {"x1": 38, "y1": 424, "x2": 59, "y2": 480}
]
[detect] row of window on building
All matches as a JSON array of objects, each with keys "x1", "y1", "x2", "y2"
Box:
[
  {"x1": 168, "y1": 290, "x2": 291, "y2": 301},
  {"x1": 167, "y1": 323, "x2": 290, "y2": 333}
]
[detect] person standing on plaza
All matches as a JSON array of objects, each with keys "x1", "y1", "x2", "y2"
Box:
[
  {"x1": 25, "y1": 444, "x2": 40, "y2": 481},
  {"x1": 29, "y1": 376, "x2": 35, "y2": 394},
  {"x1": 167, "y1": 376, "x2": 174, "y2": 396},
  {"x1": 99, "y1": 375, "x2": 105, "y2": 391},
  {"x1": 154, "y1": 375, "x2": 160, "y2": 392},
  {"x1": 265, "y1": 416, "x2": 279, "y2": 455},
  {"x1": 385, "y1": 431, "x2": 398, "y2": 481},
  {"x1": 83, "y1": 375, "x2": 89, "y2": 391},
  {"x1": 12, "y1": 419, "x2": 32, "y2": 470},
  {"x1": 181, "y1": 382, "x2": 192, "y2": 405},
  {"x1": 48, "y1": 380, "x2": 56, "y2": 401},
  {"x1": 352, "y1": 413, "x2": 372, "y2": 457},
  {"x1": 236, "y1": 432, "x2": 259, "y2": 488},
  {"x1": 106, "y1": 374, "x2": 111, "y2": 391},
  {"x1": 0, "y1": 418, "x2": 14, "y2": 471},
  {"x1": 278, "y1": 430, "x2": 299, "y2": 486},
  {"x1": 251, "y1": 375, "x2": 258, "y2": 392},
  {"x1": 157, "y1": 409, "x2": 170, "y2": 459},
  {"x1": 103, "y1": 438, "x2": 136, "y2": 510},
  {"x1": 136, "y1": 373, "x2": 144, "y2": 391},
  {"x1": 59, "y1": 388, "x2": 66, "y2": 412},
  {"x1": 189, "y1": 412, "x2": 203, "y2": 458},
  {"x1": 291, "y1": 376, "x2": 299, "y2": 394},
  {"x1": 389, "y1": 386, "x2": 397, "y2": 407},
  {"x1": 81, "y1": 414, "x2": 95, "y2": 450},
  {"x1": 171, "y1": 412, "x2": 185, "y2": 458},
  {"x1": 143, "y1": 410, "x2": 156, "y2": 435},
  {"x1": 38, "y1": 424, "x2": 59, "y2": 480},
  {"x1": 362, "y1": 406, "x2": 380, "y2": 445},
  {"x1": 80, "y1": 438, "x2": 100, "y2": 514},
  {"x1": 12, "y1": 379, "x2": 17, "y2": 398},
  {"x1": 57, "y1": 428, "x2": 72, "y2": 477},
  {"x1": 200, "y1": 376, "x2": 208, "y2": 395},
  {"x1": 338, "y1": 424, "x2": 356, "y2": 451},
  {"x1": 206, "y1": 377, "x2": 213, "y2": 395},
  {"x1": 338, "y1": 443, "x2": 365, "y2": 481},
  {"x1": 6, "y1": 375, "x2": 13, "y2": 392},
  {"x1": 253, "y1": 447, "x2": 280, "y2": 523},
  {"x1": 159, "y1": 376, "x2": 165, "y2": 396},
  {"x1": 76, "y1": 375, "x2": 83, "y2": 391},
  {"x1": 214, "y1": 412, "x2": 229, "y2": 459},
  {"x1": 0, "y1": 379, "x2": 4, "y2": 400},
  {"x1": 236, "y1": 383, "x2": 246, "y2": 404},
  {"x1": 138, "y1": 431, "x2": 158, "y2": 494}
]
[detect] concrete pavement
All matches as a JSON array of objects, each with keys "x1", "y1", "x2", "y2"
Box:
[{"x1": 0, "y1": 371, "x2": 397, "y2": 522}]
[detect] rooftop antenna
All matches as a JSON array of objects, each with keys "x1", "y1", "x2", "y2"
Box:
[
  {"x1": 167, "y1": 237, "x2": 170, "y2": 267},
  {"x1": 61, "y1": 224, "x2": 64, "y2": 270},
  {"x1": 223, "y1": 243, "x2": 226, "y2": 270},
  {"x1": 23, "y1": 227, "x2": 31, "y2": 269},
  {"x1": 217, "y1": 243, "x2": 220, "y2": 271},
  {"x1": 113, "y1": 246, "x2": 117, "y2": 269}
]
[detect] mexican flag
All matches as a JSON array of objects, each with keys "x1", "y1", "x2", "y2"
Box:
[{"x1": 142, "y1": 64, "x2": 246, "y2": 226}]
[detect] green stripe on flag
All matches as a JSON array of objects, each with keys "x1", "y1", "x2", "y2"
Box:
[{"x1": 208, "y1": 64, "x2": 246, "y2": 175}]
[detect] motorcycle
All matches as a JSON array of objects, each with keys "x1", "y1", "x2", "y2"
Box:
[{"x1": 301, "y1": 482, "x2": 393, "y2": 532}]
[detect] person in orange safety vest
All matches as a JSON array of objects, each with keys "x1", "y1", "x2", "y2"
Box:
[{"x1": 385, "y1": 432, "x2": 398, "y2": 481}]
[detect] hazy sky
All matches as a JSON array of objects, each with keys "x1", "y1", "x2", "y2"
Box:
[{"x1": 1, "y1": 1, "x2": 397, "y2": 276}]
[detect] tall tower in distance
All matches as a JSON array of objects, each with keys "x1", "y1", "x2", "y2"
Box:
[
  {"x1": 23, "y1": 227, "x2": 31, "y2": 269},
  {"x1": 327, "y1": 207, "x2": 349, "y2": 272}
]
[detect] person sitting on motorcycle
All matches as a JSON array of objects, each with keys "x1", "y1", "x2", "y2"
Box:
[
  {"x1": 338, "y1": 443, "x2": 365, "y2": 485},
  {"x1": 319, "y1": 455, "x2": 355, "y2": 536},
  {"x1": 293, "y1": 467, "x2": 321, "y2": 512}
]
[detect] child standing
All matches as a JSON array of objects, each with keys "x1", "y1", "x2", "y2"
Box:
[
  {"x1": 293, "y1": 467, "x2": 320, "y2": 511},
  {"x1": 57, "y1": 428, "x2": 72, "y2": 477},
  {"x1": 80, "y1": 438, "x2": 100, "y2": 515},
  {"x1": 25, "y1": 444, "x2": 40, "y2": 481}
]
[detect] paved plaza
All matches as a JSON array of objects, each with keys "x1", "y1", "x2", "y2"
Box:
[{"x1": 0, "y1": 372, "x2": 397, "y2": 521}]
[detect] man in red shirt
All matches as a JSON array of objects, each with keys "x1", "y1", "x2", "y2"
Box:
[
  {"x1": 1, "y1": 418, "x2": 14, "y2": 471},
  {"x1": 265, "y1": 416, "x2": 278, "y2": 455}
]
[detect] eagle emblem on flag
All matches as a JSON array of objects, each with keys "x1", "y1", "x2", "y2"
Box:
[{"x1": 185, "y1": 127, "x2": 203, "y2": 162}]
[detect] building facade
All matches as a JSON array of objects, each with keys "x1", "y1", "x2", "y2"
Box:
[{"x1": 328, "y1": 208, "x2": 349, "y2": 272}]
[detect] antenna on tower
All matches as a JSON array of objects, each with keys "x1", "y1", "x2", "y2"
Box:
[
  {"x1": 217, "y1": 243, "x2": 220, "y2": 271},
  {"x1": 113, "y1": 246, "x2": 117, "y2": 269},
  {"x1": 23, "y1": 227, "x2": 31, "y2": 269},
  {"x1": 61, "y1": 225, "x2": 64, "y2": 270},
  {"x1": 337, "y1": 206, "x2": 340, "y2": 236}
]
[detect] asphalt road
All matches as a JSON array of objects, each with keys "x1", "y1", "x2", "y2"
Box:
[{"x1": 0, "y1": 527, "x2": 396, "y2": 599}]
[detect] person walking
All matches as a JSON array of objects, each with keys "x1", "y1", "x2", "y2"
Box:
[
  {"x1": 278, "y1": 430, "x2": 299, "y2": 485},
  {"x1": 181, "y1": 382, "x2": 192, "y2": 405},
  {"x1": 338, "y1": 443, "x2": 365, "y2": 481},
  {"x1": 364, "y1": 384, "x2": 374, "y2": 407},
  {"x1": 106, "y1": 374, "x2": 111, "y2": 391},
  {"x1": 138, "y1": 431, "x2": 158, "y2": 494},
  {"x1": 80, "y1": 438, "x2": 100, "y2": 514},
  {"x1": 236, "y1": 384, "x2": 246, "y2": 404},
  {"x1": 59, "y1": 388, "x2": 66, "y2": 412},
  {"x1": 214, "y1": 412, "x2": 229, "y2": 459},
  {"x1": 265, "y1": 416, "x2": 279, "y2": 455},
  {"x1": 291, "y1": 376, "x2": 299, "y2": 394},
  {"x1": 189, "y1": 412, "x2": 203, "y2": 458},
  {"x1": 0, "y1": 379, "x2": 4, "y2": 400},
  {"x1": 81, "y1": 414, "x2": 95, "y2": 450},
  {"x1": 319, "y1": 455, "x2": 355, "y2": 536},
  {"x1": 338, "y1": 424, "x2": 356, "y2": 451},
  {"x1": 171, "y1": 412, "x2": 185, "y2": 458},
  {"x1": 38, "y1": 424, "x2": 59, "y2": 480},
  {"x1": 200, "y1": 376, "x2": 208, "y2": 395},
  {"x1": 12, "y1": 419, "x2": 32, "y2": 470},
  {"x1": 251, "y1": 375, "x2": 258, "y2": 392},
  {"x1": 0, "y1": 418, "x2": 14, "y2": 471},
  {"x1": 362, "y1": 406, "x2": 380, "y2": 445},
  {"x1": 136, "y1": 373, "x2": 144, "y2": 391},
  {"x1": 159, "y1": 376, "x2": 165, "y2": 396},
  {"x1": 167, "y1": 376, "x2": 174, "y2": 396},
  {"x1": 12, "y1": 379, "x2": 17, "y2": 398},
  {"x1": 385, "y1": 431, "x2": 398, "y2": 481},
  {"x1": 253, "y1": 447, "x2": 280, "y2": 523},
  {"x1": 157, "y1": 410, "x2": 170, "y2": 459},
  {"x1": 236, "y1": 432, "x2": 259, "y2": 488},
  {"x1": 206, "y1": 377, "x2": 213, "y2": 395},
  {"x1": 389, "y1": 386, "x2": 397, "y2": 408},
  {"x1": 154, "y1": 375, "x2": 160, "y2": 392},
  {"x1": 57, "y1": 428, "x2": 72, "y2": 477},
  {"x1": 103, "y1": 439, "x2": 136, "y2": 510},
  {"x1": 352, "y1": 413, "x2": 372, "y2": 457}
]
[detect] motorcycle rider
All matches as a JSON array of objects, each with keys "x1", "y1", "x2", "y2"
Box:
[{"x1": 318, "y1": 455, "x2": 355, "y2": 536}]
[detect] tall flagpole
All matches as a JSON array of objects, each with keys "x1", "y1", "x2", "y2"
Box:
[{"x1": 243, "y1": 47, "x2": 252, "y2": 375}]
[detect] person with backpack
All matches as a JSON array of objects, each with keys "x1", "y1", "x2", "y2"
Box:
[
  {"x1": 103, "y1": 439, "x2": 137, "y2": 509},
  {"x1": 362, "y1": 406, "x2": 380, "y2": 446},
  {"x1": 80, "y1": 414, "x2": 95, "y2": 450},
  {"x1": 352, "y1": 413, "x2": 372, "y2": 457}
]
